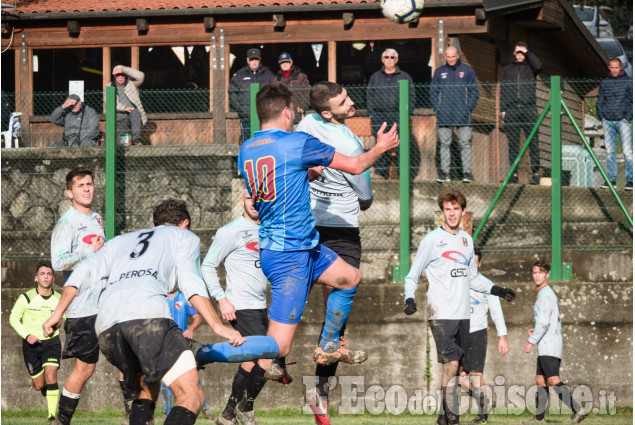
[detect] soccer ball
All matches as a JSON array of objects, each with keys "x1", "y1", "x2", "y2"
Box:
[{"x1": 381, "y1": 0, "x2": 424, "y2": 23}]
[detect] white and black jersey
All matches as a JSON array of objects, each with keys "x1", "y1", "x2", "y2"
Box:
[
  {"x1": 529, "y1": 285, "x2": 563, "y2": 358},
  {"x1": 469, "y1": 274, "x2": 507, "y2": 335},
  {"x1": 201, "y1": 216, "x2": 267, "y2": 310},
  {"x1": 50, "y1": 206, "x2": 105, "y2": 319},
  {"x1": 298, "y1": 113, "x2": 373, "y2": 228},
  {"x1": 404, "y1": 227, "x2": 492, "y2": 320},
  {"x1": 65, "y1": 225, "x2": 209, "y2": 335}
]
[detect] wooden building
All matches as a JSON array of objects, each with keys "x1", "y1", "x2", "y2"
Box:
[{"x1": 1, "y1": 0, "x2": 609, "y2": 182}]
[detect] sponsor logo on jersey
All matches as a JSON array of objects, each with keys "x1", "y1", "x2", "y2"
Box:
[
  {"x1": 77, "y1": 225, "x2": 87, "y2": 232},
  {"x1": 246, "y1": 241, "x2": 260, "y2": 252},
  {"x1": 470, "y1": 295, "x2": 479, "y2": 305},
  {"x1": 175, "y1": 301, "x2": 183, "y2": 310},
  {"x1": 462, "y1": 237, "x2": 468, "y2": 247},
  {"x1": 437, "y1": 241, "x2": 448, "y2": 248},
  {"x1": 451, "y1": 268, "x2": 468, "y2": 277},
  {"x1": 441, "y1": 250, "x2": 469, "y2": 266},
  {"x1": 116, "y1": 268, "x2": 159, "y2": 282},
  {"x1": 82, "y1": 234, "x2": 100, "y2": 245}
]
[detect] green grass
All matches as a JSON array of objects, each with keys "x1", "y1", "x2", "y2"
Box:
[{"x1": 1, "y1": 407, "x2": 632, "y2": 425}]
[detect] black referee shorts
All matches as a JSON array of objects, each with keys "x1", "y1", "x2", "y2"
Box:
[
  {"x1": 315, "y1": 226, "x2": 361, "y2": 268},
  {"x1": 22, "y1": 336, "x2": 61, "y2": 377}
]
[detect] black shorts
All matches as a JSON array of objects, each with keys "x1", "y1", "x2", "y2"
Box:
[
  {"x1": 316, "y1": 226, "x2": 361, "y2": 268},
  {"x1": 429, "y1": 319, "x2": 470, "y2": 364},
  {"x1": 230, "y1": 309, "x2": 268, "y2": 337},
  {"x1": 462, "y1": 328, "x2": 488, "y2": 373},
  {"x1": 62, "y1": 315, "x2": 100, "y2": 364},
  {"x1": 536, "y1": 356, "x2": 561, "y2": 378},
  {"x1": 23, "y1": 336, "x2": 61, "y2": 377},
  {"x1": 98, "y1": 318, "x2": 190, "y2": 386}
]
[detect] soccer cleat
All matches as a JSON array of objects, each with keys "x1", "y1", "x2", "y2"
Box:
[
  {"x1": 235, "y1": 401, "x2": 258, "y2": 425},
  {"x1": 264, "y1": 361, "x2": 293, "y2": 384},
  {"x1": 599, "y1": 180, "x2": 616, "y2": 189},
  {"x1": 462, "y1": 172, "x2": 473, "y2": 183},
  {"x1": 306, "y1": 388, "x2": 330, "y2": 425},
  {"x1": 216, "y1": 415, "x2": 238, "y2": 425},
  {"x1": 436, "y1": 173, "x2": 451, "y2": 183},
  {"x1": 202, "y1": 406, "x2": 215, "y2": 421},
  {"x1": 48, "y1": 420, "x2": 64, "y2": 425},
  {"x1": 521, "y1": 418, "x2": 546, "y2": 424},
  {"x1": 313, "y1": 344, "x2": 367, "y2": 365},
  {"x1": 435, "y1": 413, "x2": 447, "y2": 425},
  {"x1": 471, "y1": 414, "x2": 487, "y2": 424},
  {"x1": 571, "y1": 411, "x2": 588, "y2": 424},
  {"x1": 48, "y1": 418, "x2": 56, "y2": 424},
  {"x1": 626, "y1": 181, "x2": 633, "y2": 191}
]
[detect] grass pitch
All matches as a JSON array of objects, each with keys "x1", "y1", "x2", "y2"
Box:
[{"x1": 1, "y1": 407, "x2": 632, "y2": 425}]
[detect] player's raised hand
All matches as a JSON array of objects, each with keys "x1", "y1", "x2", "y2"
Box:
[
  {"x1": 490, "y1": 285, "x2": 516, "y2": 302},
  {"x1": 375, "y1": 122, "x2": 400, "y2": 153},
  {"x1": 218, "y1": 298, "x2": 237, "y2": 321}
]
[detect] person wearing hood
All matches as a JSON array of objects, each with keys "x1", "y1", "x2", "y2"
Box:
[
  {"x1": 274, "y1": 52, "x2": 310, "y2": 122},
  {"x1": 499, "y1": 42, "x2": 543, "y2": 185},
  {"x1": 367, "y1": 48, "x2": 415, "y2": 179},
  {"x1": 107, "y1": 65, "x2": 148, "y2": 145},
  {"x1": 596, "y1": 57, "x2": 633, "y2": 190},
  {"x1": 431, "y1": 46, "x2": 480, "y2": 183},
  {"x1": 229, "y1": 48, "x2": 276, "y2": 142}
]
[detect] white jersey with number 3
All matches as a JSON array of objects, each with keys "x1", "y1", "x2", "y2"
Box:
[{"x1": 65, "y1": 225, "x2": 209, "y2": 335}]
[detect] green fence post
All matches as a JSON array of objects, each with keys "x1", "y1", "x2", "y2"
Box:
[
  {"x1": 550, "y1": 75, "x2": 563, "y2": 281},
  {"x1": 250, "y1": 83, "x2": 260, "y2": 138},
  {"x1": 393, "y1": 80, "x2": 410, "y2": 282},
  {"x1": 105, "y1": 86, "x2": 116, "y2": 240}
]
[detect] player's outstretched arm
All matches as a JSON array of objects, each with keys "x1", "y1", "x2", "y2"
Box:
[
  {"x1": 329, "y1": 122, "x2": 399, "y2": 175},
  {"x1": 42, "y1": 286, "x2": 78, "y2": 337},
  {"x1": 490, "y1": 286, "x2": 516, "y2": 302},
  {"x1": 189, "y1": 294, "x2": 245, "y2": 346}
]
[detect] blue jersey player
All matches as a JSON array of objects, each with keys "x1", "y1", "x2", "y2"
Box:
[{"x1": 230, "y1": 84, "x2": 399, "y2": 384}]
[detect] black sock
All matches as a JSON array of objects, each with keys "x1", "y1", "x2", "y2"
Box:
[
  {"x1": 536, "y1": 386, "x2": 548, "y2": 420},
  {"x1": 57, "y1": 393, "x2": 80, "y2": 425},
  {"x1": 41, "y1": 387, "x2": 48, "y2": 397},
  {"x1": 118, "y1": 379, "x2": 136, "y2": 414},
  {"x1": 442, "y1": 386, "x2": 459, "y2": 424},
  {"x1": 130, "y1": 399, "x2": 155, "y2": 425},
  {"x1": 472, "y1": 386, "x2": 485, "y2": 416},
  {"x1": 554, "y1": 382, "x2": 582, "y2": 414},
  {"x1": 165, "y1": 405, "x2": 197, "y2": 425},
  {"x1": 243, "y1": 364, "x2": 267, "y2": 412},
  {"x1": 223, "y1": 366, "x2": 250, "y2": 419}
]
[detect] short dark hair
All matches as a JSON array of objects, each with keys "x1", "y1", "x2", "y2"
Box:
[
  {"x1": 474, "y1": 248, "x2": 482, "y2": 262},
  {"x1": 532, "y1": 260, "x2": 550, "y2": 273},
  {"x1": 35, "y1": 261, "x2": 53, "y2": 274},
  {"x1": 66, "y1": 167, "x2": 93, "y2": 190},
  {"x1": 515, "y1": 41, "x2": 529, "y2": 49},
  {"x1": 437, "y1": 190, "x2": 467, "y2": 210},
  {"x1": 256, "y1": 84, "x2": 292, "y2": 123},
  {"x1": 153, "y1": 199, "x2": 191, "y2": 227},
  {"x1": 310, "y1": 81, "x2": 344, "y2": 113}
]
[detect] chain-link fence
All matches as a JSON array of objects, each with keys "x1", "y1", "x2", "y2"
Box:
[{"x1": 1, "y1": 78, "x2": 632, "y2": 262}]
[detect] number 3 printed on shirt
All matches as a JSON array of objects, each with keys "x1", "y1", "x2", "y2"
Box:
[
  {"x1": 130, "y1": 231, "x2": 154, "y2": 259},
  {"x1": 244, "y1": 156, "x2": 277, "y2": 203}
]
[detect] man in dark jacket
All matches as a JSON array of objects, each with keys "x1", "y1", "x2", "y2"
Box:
[
  {"x1": 500, "y1": 42, "x2": 543, "y2": 185},
  {"x1": 367, "y1": 48, "x2": 415, "y2": 179},
  {"x1": 274, "y1": 52, "x2": 310, "y2": 123},
  {"x1": 229, "y1": 48, "x2": 276, "y2": 142},
  {"x1": 596, "y1": 58, "x2": 633, "y2": 190},
  {"x1": 50, "y1": 94, "x2": 100, "y2": 147},
  {"x1": 431, "y1": 47, "x2": 480, "y2": 183}
]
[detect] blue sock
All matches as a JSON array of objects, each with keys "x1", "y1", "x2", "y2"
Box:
[
  {"x1": 197, "y1": 335, "x2": 280, "y2": 364},
  {"x1": 319, "y1": 286, "x2": 358, "y2": 352}
]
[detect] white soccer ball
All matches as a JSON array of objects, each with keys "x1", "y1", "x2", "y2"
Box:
[{"x1": 381, "y1": 0, "x2": 424, "y2": 23}]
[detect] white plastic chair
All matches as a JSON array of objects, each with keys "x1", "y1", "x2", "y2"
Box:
[{"x1": 1, "y1": 112, "x2": 22, "y2": 148}]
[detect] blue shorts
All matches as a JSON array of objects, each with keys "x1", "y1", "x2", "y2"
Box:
[{"x1": 261, "y1": 245, "x2": 338, "y2": 325}]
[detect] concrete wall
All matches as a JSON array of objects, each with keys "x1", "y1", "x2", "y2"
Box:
[{"x1": 1, "y1": 278, "x2": 632, "y2": 412}]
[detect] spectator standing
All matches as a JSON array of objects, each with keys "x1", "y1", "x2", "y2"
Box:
[
  {"x1": 275, "y1": 52, "x2": 310, "y2": 122},
  {"x1": 108, "y1": 65, "x2": 148, "y2": 146},
  {"x1": 500, "y1": 42, "x2": 543, "y2": 185},
  {"x1": 431, "y1": 47, "x2": 480, "y2": 183},
  {"x1": 229, "y1": 48, "x2": 276, "y2": 143},
  {"x1": 50, "y1": 94, "x2": 100, "y2": 147},
  {"x1": 367, "y1": 48, "x2": 415, "y2": 179},
  {"x1": 596, "y1": 58, "x2": 633, "y2": 190},
  {"x1": 9, "y1": 262, "x2": 62, "y2": 423}
]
